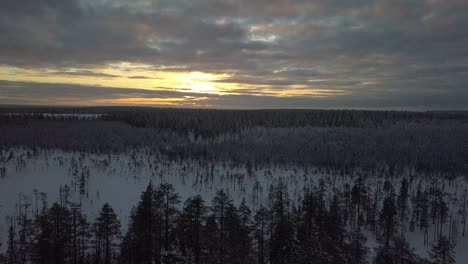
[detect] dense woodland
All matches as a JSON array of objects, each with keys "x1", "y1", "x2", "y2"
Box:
[
  {"x1": 0, "y1": 107, "x2": 467, "y2": 263},
  {"x1": 1, "y1": 177, "x2": 465, "y2": 264},
  {"x1": 1, "y1": 107, "x2": 467, "y2": 176}
]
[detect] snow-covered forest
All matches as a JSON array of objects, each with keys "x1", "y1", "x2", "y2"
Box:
[{"x1": 0, "y1": 107, "x2": 467, "y2": 264}]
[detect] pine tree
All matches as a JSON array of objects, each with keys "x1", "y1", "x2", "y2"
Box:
[
  {"x1": 269, "y1": 179, "x2": 289, "y2": 223},
  {"x1": 95, "y1": 203, "x2": 121, "y2": 264},
  {"x1": 397, "y1": 178, "x2": 409, "y2": 237},
  {"x1": 237, "y1": 200, "x2": 254, "y2": 264},
  {"x1": 254, "y1": 206, "x2": 269, "y2": 264},
  {"x1": 347, "y1": 227, "x2": 368, "y2": 264},
  {"x1": 268, "y1": 181, "x2": 294, "y2": 264},
  {"x1": 221, "y1": 200, "x2": 254, "y2": 264},
  {"x1": 6, "y1": 220, "x2": 18, "y2": 264},
  {"x1": 327, "y1": 194, "x2": 346, "y2": 243},
  {"x1": 203, "y1": 214, "x2": 220, "y2": 264},
  {"x1": 119, "y1": 222, "x2": 137, "y2": 264},
  {"x1": 77, "y1": 211, "x2": 91, "y2": 264},
  {"x1": 17, "y1": 211, "x2": 33, "y2": 264},
  {"x1": 0, "y1": 239, "x2": 5, "y2": 264},
  {"x1": 392, "y1": 237, "x2": 422, "y2": 264},
  {"x1": 31, "y1": 205, "x2": 50, "y2": 263},
  {"x1": 160, "y1": 245, "x2": 187, "y2": 264},
  {"x1": 300, "y1": 190, "x2": 318, "y2": 240},
  {"x1": 157, "y1": 183, "x2": 180, "y2": 253},
  {"x1": 374, "y1": 237, "x2": 423, "y2": 264},
  {"x1": 429, "y1": 236, "x2": 456, "y2": 264},
  {"x1": 124, "y1": 181, "x2": 161, "y2": 264},
  {"x1": 352, "y1": 176, "x2": 367, "y2": 226},
  {"x1": 462, "y1": 189, "x2": 467, "y2": 237},
  {"x1": 270, "y1": 216, "x2": 294, "y2": 264},
  {"x1": 70, "y1": 205, "x2": 89, "y2": 264},
  {"x1": 179, "y1": 195, "x2": 207, "y2": 264},
  {"x1": 321, "y1": 194, "x2": 349, "y2": 264},
  {"x1": 419, "y1": 190, "x2": 430, "y2": 243},
  {"x1": 33, "y1": 203, "x2": 71, "y2": 264},
  {"x1": 211, "y1": 190, "x2": 233, "y2": 264},
  {"x1": 380, "y1": 193, "x2": 397, "y2": 247}
]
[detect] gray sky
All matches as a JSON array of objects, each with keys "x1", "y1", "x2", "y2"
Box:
[{"x1": 0, "y1": 0, "x2": 467, "y2": 109}]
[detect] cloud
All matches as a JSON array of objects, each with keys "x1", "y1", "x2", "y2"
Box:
[
  {"x1": 1, "y1": 80, "x2": 466, "y2": 110},
  {"x1": 0, "y1": 0, "x2": 467, "y2": 109},
  {"x1": 48, "y1": 70, "x2": 121, "y2": 78}
]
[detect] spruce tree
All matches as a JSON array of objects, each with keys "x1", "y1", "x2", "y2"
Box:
[
  {"x1": 380, "y1": 194, "x2": 397, "y2": 247},
  {"x1": 157, "y1": 183, "x2": 180, "y2": 253},
  {"x1": 6, "y1": 220, "x2": 18, "y2": 264},
  {"x1": 33, "y1": 203, "x2": 71, "y2": 264},
  {"x1": 0, "y1": 239, "x2": 5, "y2": 264},
  {"x1": 327, "y1": 194, "x2": 346, "y2": 243},
  {"x1": 269, "y1": 181, "x2": 294, "y2": 264},
  {"x1": 121, "y1": 182, "x2": 161, "y2": 264},
  {"x1": 203, "y1": 214, "x2": 220, "y2": 264},
  {"x1": 254, "y1": 206, "x2": 269, "y2": 264},
  {"x1": 348, "y1": 227, "x2": 368, "y2": 264},
  {"x1": 352, "y1": 176, "x2": 367, "y2": 226},
  {"x1": 429, "y1": 236, "x2": 456, "y2": 264},
  {"x1": 17, "y1": 206, "x2": 33, "y2": 264},
  {"x1": 237, "y1": 200, "x2": 254, "y2": 264},
  {"x1": 375, "y1": 237, "x2": 424, "y2": 264},
  {"x1": 180, "y1": 195, "x2": 207, "y2": 264},
  {"x1": 96, "y1": 203, "x2": 121, "y2": 264},
  {"x1": 77, "y1": 212, "x2": 91, "y2": 264},
  {"x1": 397, "y1": 178, "x2": 409, "y2": 237},
  {"x1": 211, "y1": 190, "x2": 233, "y2": 264}
]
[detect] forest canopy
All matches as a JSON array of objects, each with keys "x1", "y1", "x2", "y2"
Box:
[{"x1": 1, "y1": 107, "x2": 467, "y2": 176}]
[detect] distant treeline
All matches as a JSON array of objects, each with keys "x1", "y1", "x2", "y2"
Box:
[
  {"x1": 0, "y1": 107, "x2": 467, "y2": 176},
  {"x1": 2, "y1": 107, "x2": 468, "y2": 135}
]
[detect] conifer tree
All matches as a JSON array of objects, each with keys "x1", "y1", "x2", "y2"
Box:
[
  {"x1": 429, "y1": 236, "x2": 456, "y2": 264},
  {"x1": 211, "y1": 190, "x2": 233, "y2": 264},
  {"x1": 203, "y1": 214, "x2": 220, "y2": 264},
  {"x1": 33, "y1": 203, "x2": 71, "y2": 264},
  {"x1": 121, "y1": 182, "x2": 161, "y2": 264},
  {"x1": 179, "y1": 195, "x2": 207, "y2": 264},
  {"x1": 327, "y1": 194, "x2": 346, "y2": 243},
  {"x1": 348, "y1": 227, "x2": 368, "y2": 264},
  {"x1": 254, "y1": 206, "x2": 269, "y2": 264},
  {"x1": 237, "y1": 199, "x2": 254, "y2": 264},
  {"x1": 352, "y1": 176, "x2": 367, "y2": 226},
  {"x1": 269, "y1": 181, "x2": 294, "y2": 264},
  {"x1": 374, "y1": 237, "x2": 422, "y2": 264},
  {"x1": 0, "y1": 239, "x2": 5, "y2": 264},
  {"x1": 397, "y1": 178, "x2": 409, "y2": 237},
  {"x1": 95, "y1": 203, "x2": 121, "y2": 264},
  {"x1": 17, "y1": 211, "x2": 33, "y2": 264},
  {"x1": 157, "y1": 183, "x2": 180, "y2": 253},
  {"x1": 6, "y1": 220, "x2": 18, "y2": 264},
  {"x1": 380, "y1": 193, "x2": 397, "y2": 247}
]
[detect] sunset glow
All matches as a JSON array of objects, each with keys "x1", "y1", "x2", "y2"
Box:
[{"x1": 0, "y1": 0, "x2": 466, "y2": 109}]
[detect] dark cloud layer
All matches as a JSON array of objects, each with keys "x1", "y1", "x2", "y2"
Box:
[
  {"x1": 1, "y1": 80, "x2": 467, "y2": 110},
  {"x1": 0, "y1": 0, "x2": 467, "y2": 109}
]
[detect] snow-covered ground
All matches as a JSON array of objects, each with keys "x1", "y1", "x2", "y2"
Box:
[
  {"x1": 0, "y1": 148, "x2": 467, "y2": 262},
  {"x1": 0, "y1": 149, "x2": 319, "y2": 234}
]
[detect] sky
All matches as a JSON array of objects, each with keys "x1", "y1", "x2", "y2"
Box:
[{"x1": 0, "y1": 0, "x2": 467, "y2": 109}]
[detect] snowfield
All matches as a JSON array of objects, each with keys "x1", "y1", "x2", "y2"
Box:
[{"x1": 1, "y1": 148, "x2": 467, "y2": 262}]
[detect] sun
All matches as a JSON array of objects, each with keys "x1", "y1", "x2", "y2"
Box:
[
  {"x1": 188, "y1": 82, "x2": 217, "y2": 93},
  {"x1": 175, "y1": 71, "x2": 228, "y2": 94}
]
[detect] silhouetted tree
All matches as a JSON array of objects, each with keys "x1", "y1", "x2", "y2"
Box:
[
  {"x1": 429, "y1": 236, "x2": 456, "y2": 264},
  {"x1": 348, "y1": 227, "x2": 368, "y2": 264},
  {"x1": 6, "y1": 220, "x2": 18, "y2": 264},
  {"x1": 95, "y1": 203, "x2": 121, "y2": 264}
]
